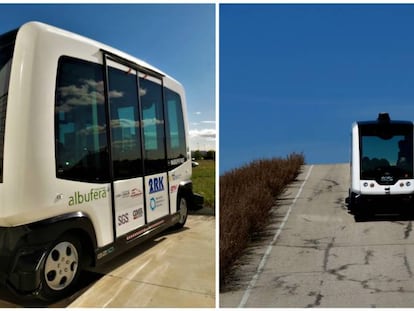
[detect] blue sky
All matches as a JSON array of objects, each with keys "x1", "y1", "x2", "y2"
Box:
[
  {"x1": 0, "y1": 3, "x2": 215, "y2": 151},
  {"x1": 220, "y1": 4, "x2": 414, "y2": 173}
]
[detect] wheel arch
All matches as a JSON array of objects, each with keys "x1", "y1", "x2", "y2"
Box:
[
  {"x1": 178, "y1": 180, "x2": 193, "y2": 203},
  {"x1": 178, "y1": 180, "x2": 204, "y2": 210},
  {"x1": 32, "y1": 211, "x2": 96, "y2": 237},
  {"x1": 27, "y1": 212, "x2": 98, "y2": 267},
  {"x1": 7, "y1": 212, "x2": 98, "y2": 295}
]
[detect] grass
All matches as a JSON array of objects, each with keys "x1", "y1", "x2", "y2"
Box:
[
  {"x1": 192, "y1": 159, "x2": 216, "y2": 209},
  {"x1": 219, "y1": 153, "x2": 305, "y2": 287}
]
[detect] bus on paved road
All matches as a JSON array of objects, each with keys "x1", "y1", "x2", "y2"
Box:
[
  {"x1": 0, "y1": 21, "x2": 202, "y2": 300},
  {"x1": 348, "y1": 112, "x2": 414, "y2": 218}
]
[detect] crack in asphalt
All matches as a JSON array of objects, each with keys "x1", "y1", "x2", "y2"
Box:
[
  {"x1": 322, "y1": 246, "x2": 414, "y2": 296},
  {"x1": 308, "y1": 179, "x2": 340, "y2": 202},
  {"x1": 305, "y1": 237, "x2": 336, "y2": 307},
  {"x1": 313, "y1": 237, "x2": 414, "y2": 306},
  {"x1": 404, "y1": 221, "x2": 412, "y2": 239},
  {"x1": 323, "y1": 238, "x2": 336, "y2": 272},
  {"x1": 323, "y1": 179, "x2": 340, "y2": 192},
  {"x1": 364, "y1": 250, "x2": 374, "y2": 265},
  {"x1": 328, "y1": 263, "x2": 357, "y2": 281},
  {"x1": 323, "y1": 179, "x2": 340, "y2": 186},
  {"x1": 306, "y1": 291, "x2": 323, "y2": 307},
  {"x1": 306, "y1": 280, "x2": 324, "y2": 308},
  {"x1": 273, "y1": 275, "x2": 300, "y2": 296},
  {"x1": 326, "y1": 263, "x2": 414, "y2": 295},
  {"x1": 250, "y1": 231, "x2": 414, "y2": 307},
  {"x1": 404, "y1": 255, "x2": 413, "y2": 278}
]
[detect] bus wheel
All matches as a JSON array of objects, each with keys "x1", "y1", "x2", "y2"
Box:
[
  {"x1": 39, "y1": 235, "x2": 82, "y2": 300},
  {"x1": 174, "y1": 195, "x2": 188, "y2": 229}
]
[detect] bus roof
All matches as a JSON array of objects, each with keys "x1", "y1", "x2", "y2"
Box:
[
  {"x1": 357, "y1": 120, "x2": 413, "y2": 126},
  {"x1": 16, "y1": 21, "x2": 180, "y2": 85},
  {"x1": 356, "y1": 113, "x2": 413, "y2": 127}
]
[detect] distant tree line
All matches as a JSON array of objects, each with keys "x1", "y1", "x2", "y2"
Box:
[{"x1": 192, "y1": 150, "x2": 215, "y2": 160}]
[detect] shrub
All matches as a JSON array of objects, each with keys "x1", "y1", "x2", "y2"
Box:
[{"x1": 219, "y1": 153, "x2": 305, "y2": 287}]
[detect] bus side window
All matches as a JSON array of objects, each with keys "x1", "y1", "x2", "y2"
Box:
[
  {"x1": 108, "y1": 66, "x2": 142, "y2": 180},
  {"x1": 165, "y1": 88, "x2": 187, "y2": 168},
  {"x1": 55, "y1": 57, "x2": 110, "y2": 183},
  {"x1": 140, "y1": 77, "x2": 166, "y2": 175}
]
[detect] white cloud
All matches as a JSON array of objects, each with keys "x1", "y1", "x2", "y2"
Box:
[{"x1": 189, "y1": 128, "x2": 216, "y2": 139}]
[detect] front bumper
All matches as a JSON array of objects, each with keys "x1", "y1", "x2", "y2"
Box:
[{"x1": 351, "y1": 191, "x2": 414, "y2": 207}]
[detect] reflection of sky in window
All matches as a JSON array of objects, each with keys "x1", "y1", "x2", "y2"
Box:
[
  {"x1": 167, "y1": 100, "x2": 179, "y2": 148},
  {"x1": 362, "y1": 136, "x2": 404, "y2": 165}
]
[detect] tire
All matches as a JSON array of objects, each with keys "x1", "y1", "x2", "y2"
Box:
[
  {"x1": 354, "y1": 210, "x2": 368, "y2": 222},
  {"x1": 347, "y1": 190, "x2": 356, "y2": 213},
  {"x1": 38, "y1": 234, "x2": 82, "y2": 301},
  {"x1": 173, "y1": 195, "x2": 188, "y2": 229}
]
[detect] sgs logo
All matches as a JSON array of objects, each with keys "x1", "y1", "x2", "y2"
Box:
[{"x1": 118, "y1": 213, "x2": 129, "y2": 226}]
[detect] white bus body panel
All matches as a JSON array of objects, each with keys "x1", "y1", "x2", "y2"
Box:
[
  {"x1": 145, "y1": 173, "x2": 169, "y2": 223},
  {"x1": 168, "y1": 161, "x2": 192, "y2": 214},
  {"x1": 114, "y1": 178, "x2": 145, "y2": 238},
  {"x1": 358, "y1": 180, "x2": 414, "y2": 195},
  {"x1": 163, "y1": 76, "x2": 192, "y2": 214},
  {"x1": 350, "y1": 122, "x2": 361, "y2": 194},
  {"x1": 1, "y1": 22, "x2": 189, "y2": 248}
]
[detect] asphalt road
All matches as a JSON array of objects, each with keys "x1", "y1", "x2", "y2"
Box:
[
  {"x1": 221, "y1": 163, "x2": 414, "y2": 307},
  {"x1": 0, "y1": 213, "x2": 215, "y2": 308}
]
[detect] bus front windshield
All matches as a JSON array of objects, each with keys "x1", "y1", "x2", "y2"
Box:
[
  {"x1": 0, "y1": 29, "x2": 17, "y2": 182},
  {"x1": 360, "y1": 124, "x2": 413, "y2": 183}
]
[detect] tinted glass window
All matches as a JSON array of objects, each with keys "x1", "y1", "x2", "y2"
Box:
[
  {"x1": 0, "y1": 29, "x2": 16, "y2": 183},
  {"x1": 360, "y1": 124, "x2": 413, "y2": 182},
  {"x1": 140, "y1": 77, "x2": 166, "y2": 174},
  {"x1": 108, "y1": 66, "x2": 142, "y2": 179},
  {"x1": 55, "y1": 57, "x2": 109, "y2": 182},
  {"x1": 165, "y1": 88, "x2": 187, "y2": 167}
]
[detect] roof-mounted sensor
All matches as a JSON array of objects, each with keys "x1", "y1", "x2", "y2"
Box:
[{"x1": 377, "y1": 112, "x2": 390, "y2": 123}]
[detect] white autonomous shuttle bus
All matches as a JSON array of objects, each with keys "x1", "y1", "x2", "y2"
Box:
[
  {"x1": 0, "y1": 21, "x2": 202, "y2": 299},
  {"x1": 349, "y1": 113, "x2": 414, "y2": 216}
]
